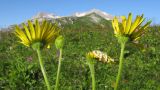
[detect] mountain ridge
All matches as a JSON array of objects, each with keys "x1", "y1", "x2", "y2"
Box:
[
  {"x1": 0, "y1": 9, "x2": 117, "y2": 31},
  {"x1": 73, "y1": 9, "x2": 114, "y2": 20},
  {"x1": 31, "y1": 9, "x2": 115, "y2": 21}
]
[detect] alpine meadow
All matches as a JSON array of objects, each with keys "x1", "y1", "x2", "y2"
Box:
[{"x1": 0, "y1": 9, "x2": 160, "y2": 90}]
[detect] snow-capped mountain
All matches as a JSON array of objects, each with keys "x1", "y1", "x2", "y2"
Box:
[
  {"x1": 29, "y1": 9, "x2": 116, "y2": 25},
  {"x1": 31, "y1": 9, "x2": 115, "y2": 21},
  {"x1": 73, "y1": 9, "x2": 114, "y2": 20},
  {"x1": 1, "y1": 9, "x2": 117, "y2": 31},
  {"x1": 31, "y1": 12, "x2": 61, "y2": 21}
]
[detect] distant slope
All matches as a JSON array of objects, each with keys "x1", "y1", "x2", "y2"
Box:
[
  {"x1": 0, "y1": 9, "x2": 118, "y2": 31},
  {"x1": 1, "y1": 12, "x2": 113, "y2": 32}
]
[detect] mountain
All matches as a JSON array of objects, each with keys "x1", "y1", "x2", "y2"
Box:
[
  {"x1": 31, "y1": 12, "x2": 61, "y2": 21},
  {"x1": 0, "y1": 9, "x2": 117, "y2": 31},
  {"x1": 31, "y1": 9, "x2": 114, "y2": 19},
  {"x1": 73, "y1": 9, "x2": 114, "y2": 20},
  {"x1": 31, "y1": 9, "x2": 114, "y2": 21},
  {"x1": 31, "y1": 9, "x2": 117, "y2": 25}
]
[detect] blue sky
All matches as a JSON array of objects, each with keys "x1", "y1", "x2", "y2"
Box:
[{"x1": 0, "y1": 0, "x2": 159, "y2": 27}]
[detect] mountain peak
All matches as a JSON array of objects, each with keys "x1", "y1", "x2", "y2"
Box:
[
  {"x1": 31, "y1": 9, "x2": 116, "y2": 21},
  {"x1": 73, "y1": 9, "x2": 114, "y2": 20},
  {"x1": 31, "y1": 12, "x2": 61, "y2": 20}
]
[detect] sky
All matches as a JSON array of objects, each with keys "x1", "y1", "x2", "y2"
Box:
[{"x1": 0, "y1": 0, "x2": 160, "y2": 27}]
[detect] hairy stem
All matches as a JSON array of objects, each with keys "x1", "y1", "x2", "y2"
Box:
[
  {"x1": 114, "y1": 43, "x2": 126, "y2": 90},
  {"x1": 55, "y1": 49, "x2": 62, "y2": 90},
  {"x1": 37, "y1": 49, "x2": 51, "y2": 90},
  {"x1": 88, "y1": 62, "x2": 96, "y2": 90}
]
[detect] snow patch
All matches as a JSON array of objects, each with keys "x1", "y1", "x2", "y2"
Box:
[
  {"x1": 32, "y1": 12, "x2": 61, "y2": 20},
  {"x1": 89, "y1": 14, "x2": 101, "y2": 23},
  {"x1": 73, "y1": 9, "x2": 114, "y2": 20}
]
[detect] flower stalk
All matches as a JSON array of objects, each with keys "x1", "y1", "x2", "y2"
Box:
[
  {"x1": 54, "y1": 36, "x2": 64, "y2": 90},
  {"x1": 88, "y1": 59, "x2": 96, "y2": 90},
  {"x1": 86, "y1": 54, "x2": 96, "y2": 90},
  {"x1": 33, "y1": 42, "x2": 51, "y2": 90},
  {"x1": 55, "y1": 49, "x2": 62, "y2": 90},
  {"x1": 114, "y1": 36, "x2": 128, "y2": 90}
]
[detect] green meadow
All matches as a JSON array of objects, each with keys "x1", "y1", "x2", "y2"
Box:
[{"x1": 0, "y1": 16, "x2": 160, "y2": 90}]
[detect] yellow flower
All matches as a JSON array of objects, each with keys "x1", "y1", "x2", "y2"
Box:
[
  {"x1": 14, "y1": 20, "x2": 60, "y2": 49},
  {"x1": 112, "y1": 13, "x2": 151, "y2": 41},
  {"x1": 87, "y1": 50, "x2": 114, "y2": 63}
]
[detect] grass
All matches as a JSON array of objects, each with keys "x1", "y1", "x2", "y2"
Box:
[{"x1": 0, "y1": 17, "x2": 160, "y2": 90}]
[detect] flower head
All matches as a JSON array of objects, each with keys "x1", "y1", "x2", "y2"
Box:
[
  {"x1": 14, "y1": 20, "x2": 60, "y2": 49},
  {"x1": 112, "y1": 13, "x2": 151, "y2": 42},
  {"x1": 86, "y1": 50, "x2": 114, "y2": 63}
]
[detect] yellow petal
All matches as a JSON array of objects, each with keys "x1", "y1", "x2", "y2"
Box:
[
  {"x1": 22, "y1": 23, "x2": 32, "y2": 41},
  {"x1": 43, "y1": 22, "x2": 54, "y2": 39},
  {"x1": 28, "y1": 20, "x2": 35, "y2": 40},
  {"x1": 112, "y1": 17, "x2": 120, "y2": 35},
  {"x1": 15, "y1": 33, "x2": 30, "y2": 46},
  {"x1": 125, "y1": 13, "x2": 132, "y2": 34},
  {"x1": 19, "y1": 41, "x2": 30, "y2": 47},
  {"x1": 35, "y1": 20, "x2": 41, "y2": 40},
  {"x1": 134, "y1": 36, "x2": 140, "y2": 41},
  {"x1": 112, "y1": 19, "x2": 118, "y2": 34},
  {"x1": 46, "y1": 30, "x2": 59, "y2": 44},
  {"x1": 132, "y1": 20, "x2": 151, "y2": 39},
  {"x1": 47, "y1": 45, "x2": 50, "y2": 48},
  {"x1": 45, "y1": 25, "x2": 60, "y2": 43},
  {"x1": 129, "y1": 14, "x2": 144, "y2": 34},
  {"x1": 40, "y1": 20, "x2": 47, "y2": 39},
  {"x1": 121, "y1": 16, "x2": 127, "y2": 34},
  {"x1": 15, "y1": 25, "x2": 30, "y2": 45}
]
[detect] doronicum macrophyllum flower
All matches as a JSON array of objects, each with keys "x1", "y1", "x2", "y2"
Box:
[
  {"x1": 14, "y1": 19, "x2": 60, "y2": 90},
  {"x1": 112, "y1": 13, "x2": 152, "y2": 90},
  {"x1": 87, "y1": 50, "x2": 115, "y2": 63},
  {"x1": 14, "y1": 20, "x2": 60, "y2": 49},
  {"x1": 112, "y1": 13, "x2": 151, "y2": 42}
]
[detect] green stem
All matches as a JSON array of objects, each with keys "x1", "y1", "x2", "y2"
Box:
[
  {"x1": 37, "y1": 49, "x2": 51, "y2": 90},
  {"x1": 88, "y1": 62, "x2": 96, "y2": 90},
  {"x1": 114, "y1": 43, "x2": 126, "y2": 90},
  {"x1": 55, "y1": 49, "x2": 62, "y2": 90}
]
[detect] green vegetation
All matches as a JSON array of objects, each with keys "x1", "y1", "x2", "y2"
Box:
[{"x1": 0, "y1": 16, "x2": 160, "y2": 89}]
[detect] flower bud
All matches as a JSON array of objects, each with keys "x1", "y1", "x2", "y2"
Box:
[{"x1": 55, "y1": 35, "x2": 64, "y2": 49}]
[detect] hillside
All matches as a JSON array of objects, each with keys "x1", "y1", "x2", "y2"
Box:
[{"x1": 0, "y1": 13, "x2": 160, "y2": 90}]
